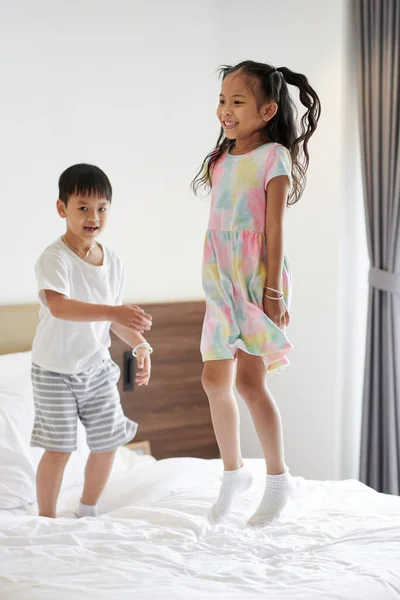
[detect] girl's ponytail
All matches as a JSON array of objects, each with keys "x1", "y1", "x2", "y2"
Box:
[{"x1": 274, "y1": 67, "x2": 321, "y2": 204}]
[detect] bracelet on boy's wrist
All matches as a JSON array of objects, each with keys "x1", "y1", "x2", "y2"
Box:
[{"x1": 132, "y1": 342, "x2": 153, "y2": 357}]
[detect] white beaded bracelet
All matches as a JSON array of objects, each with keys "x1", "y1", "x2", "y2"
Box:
[
  {"x1": 132, "y1": 342, "x2": 153, "y2": 357},
  {"x1": 264, "y1": 285, "x2": 284, "y2": 301},
  {"x1": 264, "y1": 286, "x2": 284, "y2": 295}
]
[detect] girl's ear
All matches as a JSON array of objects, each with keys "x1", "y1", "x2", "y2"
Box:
[
  {"x1": 56, "y1": 199, "x2": 67, "y2": 219},
  {"x1": 261, "y1": 101, "x2": 278, "y2": 122}
]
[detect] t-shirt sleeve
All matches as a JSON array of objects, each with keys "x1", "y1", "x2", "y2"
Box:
[
  {"x1": 35, "y1": 251, "x2": 69, "y2": 305},
  {"x1": 264, "y1": 144, "x2": 292, "y2": 189}
]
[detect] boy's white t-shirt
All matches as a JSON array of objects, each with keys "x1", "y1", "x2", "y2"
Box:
[{"x1": 32, "y1": 237, "x2": 124, "y2": 374}]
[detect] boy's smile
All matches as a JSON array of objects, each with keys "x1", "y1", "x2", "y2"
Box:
[
  {"x1": 83, "y1": 225, "x2": 99, "y2": 234},
  {"x1": 57, "y1": 193, "x2": 109, "y2": 242}
]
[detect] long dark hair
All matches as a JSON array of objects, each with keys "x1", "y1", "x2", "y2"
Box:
[{"x1": 191, "y1": 60, "x2": 321, "y2": 205}]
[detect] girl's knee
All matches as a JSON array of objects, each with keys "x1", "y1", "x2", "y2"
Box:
[
  {"x1": 201, "y1": 370, "x2": 230, "y2": 398},
  {"x1": 202, "y1": 360, "x2": 235, "y2": 400},
  {"x1": 202, "y1": 371, "x2": 220, "y2": 396},
  {"x1": 235, "y1": 373, "x2": 265, "y2": 401}
]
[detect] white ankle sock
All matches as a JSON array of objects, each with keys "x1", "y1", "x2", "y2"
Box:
[
  {"x1": 75, "y1": 501, "x2": 99, "y2": 518},
  {"x1": 248, "y1": 470, "x2": 292, "y2": 528},
  {"x1": 209, "y1": 465, "x2": 253, "y2": 523}
]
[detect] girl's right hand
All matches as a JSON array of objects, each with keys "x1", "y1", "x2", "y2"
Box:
[
  {"x1": 111, "y1": 305, "x2": 152, "y2": 332},
  {"x1": 263, "y1": 297, "x2": 290, "y2": 329}
]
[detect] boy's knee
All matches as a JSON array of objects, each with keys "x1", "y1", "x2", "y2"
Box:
[
  {"x1": 43, "y1": 450, "x2": 72, "y2": 465},
  {"x1": 87, "y1": 449, "x2": 117, "y2": 461}
]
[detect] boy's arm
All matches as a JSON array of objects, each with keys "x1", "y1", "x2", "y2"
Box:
[
  {"x1": 45, "y1": 290, "x2": 113, "y2": 321},
  {"x1": 45, "y1": 290, "x2": 152, "y2": 331},
  {"x1": 110, "y1": 322, "x2": 148, "y2": 348},
  {"x1": 111, "y1": 323, "x2": 152, "y2": 387}
]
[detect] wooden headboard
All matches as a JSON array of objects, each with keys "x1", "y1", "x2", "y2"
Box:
[
  {"x1": 0, "y1": 302, "x2": 218, "y2": 460},
  {"x1": 0, "y1": 304, "x2": 40, "y2": 354},
  {"x1": 110, "y1": 301, "x2": 218, "y2": 460}
]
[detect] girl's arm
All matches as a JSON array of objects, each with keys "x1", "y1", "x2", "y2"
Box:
[
  {"x1": 265, "y1": 175, "x2": 290, "y2": 291},
  {"x1": 264, "y1": 175, "x2": 291, "y2": 329}
]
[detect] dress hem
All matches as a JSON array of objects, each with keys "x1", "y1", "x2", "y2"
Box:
[{"x1": 201, "y1": 340, "x2": 293, "y2": 374}]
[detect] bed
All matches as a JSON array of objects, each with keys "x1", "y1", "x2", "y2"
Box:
[{"x1": 1, "y1": 303, "x2": 400, "y2": 600}]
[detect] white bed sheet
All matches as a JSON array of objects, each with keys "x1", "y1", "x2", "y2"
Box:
[{"x1": 1, "y1": 457, "x2": 400, "y2": 600}]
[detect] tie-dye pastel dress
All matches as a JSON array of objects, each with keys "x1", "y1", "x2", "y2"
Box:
[{"x1": 201, "y1": 142, "x2": 293, "y2": 372}]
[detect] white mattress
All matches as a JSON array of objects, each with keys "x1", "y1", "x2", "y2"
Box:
[{"x1": 1, "y1": 457, "x2": 400, "y2": 600}]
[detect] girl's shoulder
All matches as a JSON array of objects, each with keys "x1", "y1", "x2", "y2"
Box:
[
  {"x1": 264, "y1": 143, "x2": 293, "y2": 187},
  {"x1": 263, "y1": 143, "x2": 292, "y2": 169},
  {"x1": 224, "y1": 142, "x2": 290, "y2": 162},
  {"x1": 213, "y1": 143, "x2": 291, "y2": 174},
  {"x1": 261, "y1": 142, "x2": 291, "y2": 160}
]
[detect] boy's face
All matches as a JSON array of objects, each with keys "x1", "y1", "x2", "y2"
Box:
[{"x1": 56, "y1": 194, "x2": 110, "y2": 240}]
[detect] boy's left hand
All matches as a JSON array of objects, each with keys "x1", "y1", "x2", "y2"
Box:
[{"x1": 135, "y1": 348, "x2": 152, "y2": 386}]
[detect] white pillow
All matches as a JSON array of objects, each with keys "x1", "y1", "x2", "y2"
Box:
[
  {"x1": 0, "y1": 352, "x2": 95, "y2": 508},
  {"x1": 0, "y1": 351, "x2": 140, "y2": 509}
]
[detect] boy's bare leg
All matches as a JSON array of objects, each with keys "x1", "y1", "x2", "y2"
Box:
[
  {"x1": 36, "y1": 450, "x2": 72, "y2": 518},
  {"x1": 77, "y1": 450, "x2": 117, "y2": 516}
]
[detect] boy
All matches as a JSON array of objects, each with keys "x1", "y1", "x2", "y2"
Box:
[{"x1": 31, "y1": 163, "x2": 152, "y2": 518}]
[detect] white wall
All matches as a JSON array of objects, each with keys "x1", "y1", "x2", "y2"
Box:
[
  {"x1": 0, "y1": 0, "x2": 368, "y2": 480},
  {"x1": 0, "y1": 0, "x2": 218, "y2": 303},
  {"x1": 338, "y1": 6, "x2": 369, "y2": 480},
  {"x1": 215, "y1": 0, "x2": 368, "y2": 480}
]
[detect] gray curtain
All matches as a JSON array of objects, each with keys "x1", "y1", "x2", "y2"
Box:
[{"x1": 353, "y1": 0, "x2": 400, "y2": 494}]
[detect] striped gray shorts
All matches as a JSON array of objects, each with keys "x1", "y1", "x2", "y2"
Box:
[{"x1": 30, "y1": 359, "x2": 138, "y2": 453}]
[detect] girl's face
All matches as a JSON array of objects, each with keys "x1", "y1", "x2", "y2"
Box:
[{"x1": 217, "y1": 71, "x2": 276, "y2": 142}]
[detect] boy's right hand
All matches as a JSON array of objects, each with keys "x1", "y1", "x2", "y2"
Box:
[{"x1": 111, "y1": 305, "x2": 152, "y2": 332}]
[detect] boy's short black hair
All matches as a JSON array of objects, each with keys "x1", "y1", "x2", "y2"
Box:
[{"x1": 58, "y1": 163, "x2": 112, "y2": 205}]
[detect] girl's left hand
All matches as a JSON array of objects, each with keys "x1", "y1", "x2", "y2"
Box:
[
  {"x1": 263, "y1": 297, "x2": 290, "y2": 329},
  {"x1": 135, "y1": 348, "x2": 152, "y2": 386}
]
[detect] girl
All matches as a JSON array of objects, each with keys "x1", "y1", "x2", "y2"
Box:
[{"x1": 192, "y1": 61, "x2": 320, "y2": 527}]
